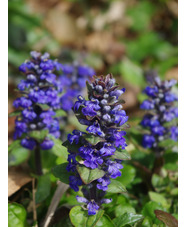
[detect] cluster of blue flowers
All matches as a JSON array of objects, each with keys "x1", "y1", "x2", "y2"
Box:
[
  {"x1": 140, "y1": 73, "x2": 178, "y2": 150},
  {"x1": 56, "y1": 61, "x2": 95, "y2": 111},
  {"x1": 64, "y1": 74, "x2": 128, "y2": 215},
  {"x1": 13, "y1": 51, "x2": 62, "y2": 150},
  {"x1": 13, "y1": 51, "x2": 95, "y2": 151}
]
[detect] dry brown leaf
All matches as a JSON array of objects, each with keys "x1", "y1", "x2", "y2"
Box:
[
  {"x1": 45, "y1": 9, "x2": 82, "y2": 45},
  {"x1": 84, "y1": 32, "x2": 125, "y2": 63},
  {"x1": 8, "y1": 166, "x2": 32, "y2": 197},
  {"x1": 165, "y1": 67, "x2": 178, "y2": 81}
]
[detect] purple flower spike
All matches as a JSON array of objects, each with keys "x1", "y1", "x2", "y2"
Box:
[
  {"x1": 141, "y1": 72, "x2": 178, "y2": 151},
  {"x1": 13, "y1": 51, "x2": 62, "y2": 153},
  {"x1": 64, "y1": 74, "x2": 129, "y2": 215}
]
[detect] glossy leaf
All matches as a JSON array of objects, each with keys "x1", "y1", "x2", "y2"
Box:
[
  {"x1": 69, "y1": 206, "x2": 104, "y2": 227},
  {"x1": 52, "y1": 163, "x2": 71, "y2": 184},
  {"x1": 96, "y1": 215, "x2": 115, "y2": 227},
  {"x1": 113, "y1": 212, "x2": 143, "y2": 227},
  {"x1": 107, "y1": 180, "x2": 127, "y2": 193},
  {"x1": 83, "y1": 134, "x2": 105, "y2": 145},
  {"x1": 112, "y1": 149, "x2": 131, "y2": 161},
  {"x1": 76, "y1": 165, "x2": 105, "y2": 184},
  {"x1": 8, "y1": 203, "x2": 27, "y2": 227},
  {"x1": 35, "y1": 174, "x2": 51, "y2": 204},
  {"x1": 115, "y1": 204, "x2": 136, "y2": 217},
  {"x1": 154, "y1": 210, "x2": 178, "y2": 227}
]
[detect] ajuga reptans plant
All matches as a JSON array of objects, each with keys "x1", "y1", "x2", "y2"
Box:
[
  {"x1": 12, "y1": 51, "x2": 95, "y2": 174},
  {"x1": 13, "y1": 51, "x2": 62, "y2": 174},
  {"x1": 140, "y1": 72, "x2": 178, "y2": 155},
  {"x1": 62, "y1": 74, "x2": 129, "y2": 215}
]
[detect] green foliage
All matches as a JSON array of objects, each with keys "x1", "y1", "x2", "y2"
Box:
[
  {"x1": 8, "y1": 140, "x2": 30, "y2": 166},
  {"x1": 96, "y1": 215, "x2": 115, "y2": 227},
  {"x1": 69, "y1": 206, "x2": 104, "y2": 227},
  {"x1": 76, "y1": 165, "x2": 105, "y2": 184},
  {"x1": 119, "y1": 58, "x2": 145, "y2": 87},
  {"x1": 83, "y1": 134, "x2": 105, "y2": 145},
  {"x1": 35, "y1": 174, "x2": 51, "y2": 204},
  {"x1": 127, "y1": 1, "x2": 156, "y2": 31},
  {"x1": 112, "y1": 148, "x2": 131, "y2": 161},
  {"x1": 52, "y1": 163, "x2": 72, "y2": 184},
  {"x1": 8, "y1": 203, "x2": 28, "y2": 227},
  {"x1": 8, "y1": 110, "x2": 22, "y2": 117},
  {"x1": 117, "y1": 165, "x2": 136, "y2": 186},
  {"x1": 142, "y1": 201, "x2": 165, "y2": 224},
  {"x1": 113, "y1": 213, "x2": 143, "y2": 227},
  {"x1": 163, "y1": 152, "x2": 178, "y2": 171},
  {"x1": 148, "y1": 192, "x2": 169, "y2": 209},
  {"x1": 63, "y1": 140, "x2": 82, "y2": 153},
  {"x1": 107, "y1": 180, "x2": 127, "y2": 193},
  {"x1": 28, "y1": 129, "x2": 48, "y2": 143}
]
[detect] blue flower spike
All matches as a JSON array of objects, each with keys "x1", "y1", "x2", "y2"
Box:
[
  {"x1": 63, "y1": 74, "x2": 129, "y2": 215},
  {"x1": 141, "y1": 72, "x2": 178, "y2": 152}
]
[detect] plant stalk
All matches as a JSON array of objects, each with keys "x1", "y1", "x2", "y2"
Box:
[{"x1": 34, "y1": 143, "x2": 43, "y2": 176}]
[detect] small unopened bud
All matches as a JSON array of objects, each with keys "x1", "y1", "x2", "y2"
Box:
[
  {"x1": 101, "y1": 99, "x2": 107, "y2": 105},
  {"x1": 95, "y1": 85, "x2": 103, "y2": 92}
]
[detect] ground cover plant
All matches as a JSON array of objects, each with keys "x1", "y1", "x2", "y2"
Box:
[{"x1": 8, "y1": 1, "x2": 178, "y2": 226}]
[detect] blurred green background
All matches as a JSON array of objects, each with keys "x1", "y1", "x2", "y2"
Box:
[{"x1": 8, "y1": 0, "x2": 178, "y2": 135}]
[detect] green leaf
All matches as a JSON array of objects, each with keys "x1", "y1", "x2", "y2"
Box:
[
  {"x1": 69, "y1": 206, "x2": 104, "y2": 227},
  {"x1": 76, "y1": 165, "x2": 105, "y2": 184},
  {"x1": 141, "y1": 217, "x2": 153, "y2": 227},
  {"x1": 41, "y1": 149, "x2": 58, "y2": 170},
  {"x1": 151, "y1": 174, "x2": 168, "y2": 189},
  {"x1": 164, "y1": 152, "x2": 178, "y2": 171},
  {"x1": 35, "y1": 174, "x2": 51, "y2": 204},
  {"x1": 127, "y1": 1, "x2": 156, "y2": 31},
  {"x1": 8, "y1": 203, "x2": 27, "y2": 227},
  {"x1": 83, "y1": 134, "x2": 105, "y2": 145},
  {"x1": 148, "y1": 192, "x2": 168, "y2": 208},
  {"x1": 55, "y1": 109, "x2": 66, "y2": 117},
  {"x1": 63, "y1": 140, "x2": 82, "y2": 153},
  {"x1": 115, "y1": 204, "x2": 136, "y2": 217},
  {"x1": 8, "y1": 110, "x2": 22, "y2": 117},
  {"x1": 112, "y1": 149, "x2": 131, "y2": 161},
  {"x1": 28, "y1": 129, "x2": 48, "y2": 142},
  {"x1": 154, "y1": 210, "x2": 178, "y2": 227},
  {"x1": 8, "y1": 141, "x2": 30, "y2": 166},
  {"x1": 117, "y1": 165, "x2": 136, "y2": 186},
  {"x1": 113, "y1": 213, "x2": 143, "y2": 227},
  {"x1": 52, "y1": 163, "x2": 71, "y2": 184},
  {"x1": 50, "y1": 138, "x2": 68, "y2": 160},
  {"x1": 119, "y1": 58, "x2": 145, "y2": 87},
  {"x1": 8, "y1": 140, "x2": 21, "y2": 152},
  {"x1": 96, "y1": 214, "x2": 115, "y2": 227},
  {"x1": 107, "y1": 180, "x2": 127, "y2": 193},
  {"x1": 142, "y1": 201, "x2": 165, "y2": 223}
]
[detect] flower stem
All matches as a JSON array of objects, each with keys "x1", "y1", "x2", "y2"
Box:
[{"x1": 34, "y1": 143, "x2": 43, "y2": 176}]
